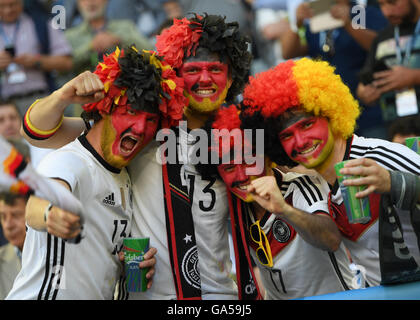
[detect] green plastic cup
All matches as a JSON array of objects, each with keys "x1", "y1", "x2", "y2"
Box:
[
  {"x1": 123, "y1": 237, "x2": 149, "y2": 292},
  {"x1": 405, "y1": 137, "x2": 420, "y2": 155},
  {"x1": 334, "y1": 161, "x2": 371, "y2": 224}
]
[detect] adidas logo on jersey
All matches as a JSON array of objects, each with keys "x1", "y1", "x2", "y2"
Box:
[{"x1": 103, "y1": 193, "x2": 115, "y2": 206}]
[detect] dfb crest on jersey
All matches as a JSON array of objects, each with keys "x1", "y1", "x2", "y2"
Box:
[
  {"x1": 181, "y1": 245, "x2": 201, "y2": 289},
  {"x1": 272, "y1": 219, "x2": 291, "y2": 243}
]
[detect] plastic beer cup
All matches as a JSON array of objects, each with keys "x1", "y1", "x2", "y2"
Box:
[
  {"x1": 123, "y1": 237, "x2": 150, "y2": 292},
  {"x1": 334, "y1": 161, "x2": 371, "y2": 224},
  {"x1": 405, "y1": 137, "x2": 420, "y2": 155}
]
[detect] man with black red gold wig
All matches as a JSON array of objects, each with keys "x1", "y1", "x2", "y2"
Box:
[
  {"x1": 241, "y1": 58, "x2": 420, "y2": 288},
  {"x1": 7, "y1": 46, "x2": 184, "y2": 299}
]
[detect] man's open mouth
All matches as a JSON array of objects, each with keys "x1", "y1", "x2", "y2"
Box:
[{"x1": 120, "y1": 134, "x2": 143, "y2": 155}]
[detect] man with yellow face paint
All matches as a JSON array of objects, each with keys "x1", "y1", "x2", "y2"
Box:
[
  {"x1": 7, "y1": 47, "x2": 184, "y2": 300},
  {"x1": 241, "y1": 58, "x2": 420, "y2": 288},
  {"x1": 196, "y1": 104, "x2": 354, "y2": 299},
  {"x1": 19, "y1": 14, "x2": 257, "y2": 300}
]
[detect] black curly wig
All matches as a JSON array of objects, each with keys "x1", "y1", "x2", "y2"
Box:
[
  {"x1": 239, "y1": 103, "x2": 299, "y2": 168},
  {"x1": 81, "y1": 47, "x2": 163, "y2": 123},
  {"x1": 188, "y1": 13, "x2": 252, "y2": 103}
]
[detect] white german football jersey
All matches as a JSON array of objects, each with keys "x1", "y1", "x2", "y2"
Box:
[
  {"x1": 125, "y1": 129, "x2": 236, "y2": 300},
  {"x1": 249, "y1": 172, "x2": 354, "y2": 300},
  {"x1": 327, "y1": 135, "x2": 420, "y2": 286},
  {"x1": 7, "y1": 135, "x2": 133, "y2": 300}
]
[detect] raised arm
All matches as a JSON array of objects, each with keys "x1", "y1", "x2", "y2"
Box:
[
  {"x1": 280, "y1": 2, "x2": 310, "y2": 59},
  {"x1": 248, "y1": 176, "x2": 342, "y2": 252},
  {"x1": 21, "y1": 71, "x2": 105, "y2": 149}
]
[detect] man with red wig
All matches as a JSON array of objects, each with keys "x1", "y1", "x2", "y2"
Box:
[
  {"x1": 196, "y1": 104, "x2": 355, "y2": 299},
  {"x1": 19, "y1": 14, "x2": 258, "y2": 300},
  {"x1": 241, "y1": 58, "x2": 420, "y2": 288},
  {"x1": 6, "y1": 46, "x2": 184, "y2": 299}
]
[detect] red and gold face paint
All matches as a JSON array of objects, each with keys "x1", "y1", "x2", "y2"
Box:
[
  {"x1": 217, "y1": 140, "x2": 270, "y2": 203},
  {"x1": 101, "y1": 106, "x2": 159, "y2": 168},
  {"x1": 277, "y1": 115, "x2": 334, "y2": 168},
  {"x1": 179, "y1": 61, "x2": 231, "y2": 113}
]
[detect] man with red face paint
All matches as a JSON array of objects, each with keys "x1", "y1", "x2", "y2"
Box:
[
  {"x1": 196, "y1": 105, "x2": 354, "y2": 299},
  {"x1": 241, "y1": 58, "x2": 420, "y2": 289},
  {"x1": 6, "y1": 47, "x2": 185, "y2": 299},
  {"x1": 18, "y1": 14, "x2": 256, "y2": 300}
]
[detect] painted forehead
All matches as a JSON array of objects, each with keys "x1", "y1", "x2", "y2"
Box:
[
  {"x1": 278, "y1": 109, "x2": 316, "y2": 132},
  {"x1": 112, "y1": 103, "x2": 160, "y2": 116},
  {"x1": 183, "y1": 47, "x2": 225, "y2": 64}
]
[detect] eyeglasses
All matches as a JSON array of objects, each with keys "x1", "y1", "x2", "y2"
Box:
[{"x1": 250, "y1": 220, "x2": 273, "y2": 268}]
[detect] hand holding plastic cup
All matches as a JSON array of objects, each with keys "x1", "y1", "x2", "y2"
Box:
[
  {"x1": 334, "y1": 161, "x2": 371, "y2": 224},
  {"x1": 123, "y1": 237, "x2": 150, "y2": 292}
]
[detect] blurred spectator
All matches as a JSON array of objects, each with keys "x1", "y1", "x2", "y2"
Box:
[
  {"x1": 0, "y1": 191, "x2": 29, "y2": 300},
  {"x1": 0, "y1": 0, "x2": 73, "y2": 116},
  {"x1": 280, "y1": 0, "x2": 389, "y2": 139},
  {"x1": 137, "y1": 0, "x2": 181, "y2": 40},
  {"x1": 388, "y1": 114, "x2": 420, "y2": 143},
  {"x1": 180, "y1": 0, "x2": 254, "y2": 36},
  {"x1": 0, "y1": 100, "x2": 27, "y2": 246},
  {"x1": 163, "y1": 0, "x2": 183, "y2": 20},
  {"x1": 58, "y1": 0, "x2": 140, "y2": 27},
  {"x1": 249, "y1": 0, "x2": 290, "y2": 73},
  {"x1": 0, "y1": 99, "x2": 51, "y2": 168},
  {"x1": 0, "y1": 99, "x2": 20, "y2": 139},
  {"x1": 357, "y1": 0, "x2": 420, "y2": 132},
  {"x1": 64, "y1": 0, "x2": 153, "y2": 76}
]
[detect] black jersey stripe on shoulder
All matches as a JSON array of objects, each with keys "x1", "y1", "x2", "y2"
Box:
[
  {"x1": 350, "y1": 152, "x2": 419, "y2": 175},
  {"x1": 350, "y1": 145, "x2": 420, "y2": 172},
  {"x1": 297, "y1": 176, "x2": 319, "y2": 204},
  {"x1": 291, "y1": 180, "x2": 312, "y2": 206},
  {"x1": 350, "y1": 148, "x2": 420, "y2": 173},
  {"x1": 37, "y1": 233, "x2": 52, "y2": 300},
  {"x1": 303, "y1": 175, "x2": 324, "y2": 201},
  {"x1": 328, "y1": 252, "x2": 350, "y2": 291}
]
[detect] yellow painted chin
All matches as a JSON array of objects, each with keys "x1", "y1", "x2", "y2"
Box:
[
  {"x1": 232, "y1": 190, "x2": 254, "y2": 203},
  {"x1": 100, "y1": 116, "x2": 130, "y2": 169},
  {"x1": 185, "y1": 85, "x2": 229, "y2": 113}
]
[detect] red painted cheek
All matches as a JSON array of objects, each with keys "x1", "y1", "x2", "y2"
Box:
[
  {"x1": 109, "y1": 111, "x2": 154, "y2": 158},
  {"x1": 278, "y1": 118, "x2": 330, "y2": 163},
  {"x1": 181, "y1": 62, "x2": 229, "y2": 103}
]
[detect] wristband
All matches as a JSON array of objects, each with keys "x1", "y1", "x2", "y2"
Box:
[
  {"x1": 23, "y1": 100, "x2": 64, "y2": 140},
  {"x1": 44, "y1": 202, "x2": 53, "y2": 223}
]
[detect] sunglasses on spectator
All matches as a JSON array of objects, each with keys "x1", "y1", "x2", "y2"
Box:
[{"x1": 250, "y1": 220, "x2": 273, "y2": 267}]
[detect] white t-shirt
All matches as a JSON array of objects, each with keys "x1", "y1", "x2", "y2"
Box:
[
  {"x1": 249, "y1": 172, "x2": 354, "y2": 299},
  {"x1": 328, "y1": 135, "x2": 420, "y2": 286},
  {"x1": 7, "y1": 135, "x2": 133, "y2": 300},
  {"x1": 126, "y1": 128, "x2": 237, "y2": 300}
]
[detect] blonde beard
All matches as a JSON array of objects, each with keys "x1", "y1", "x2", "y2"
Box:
[{"x1": 100, "y1": 116, "x2": 130, "y2": 169}]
